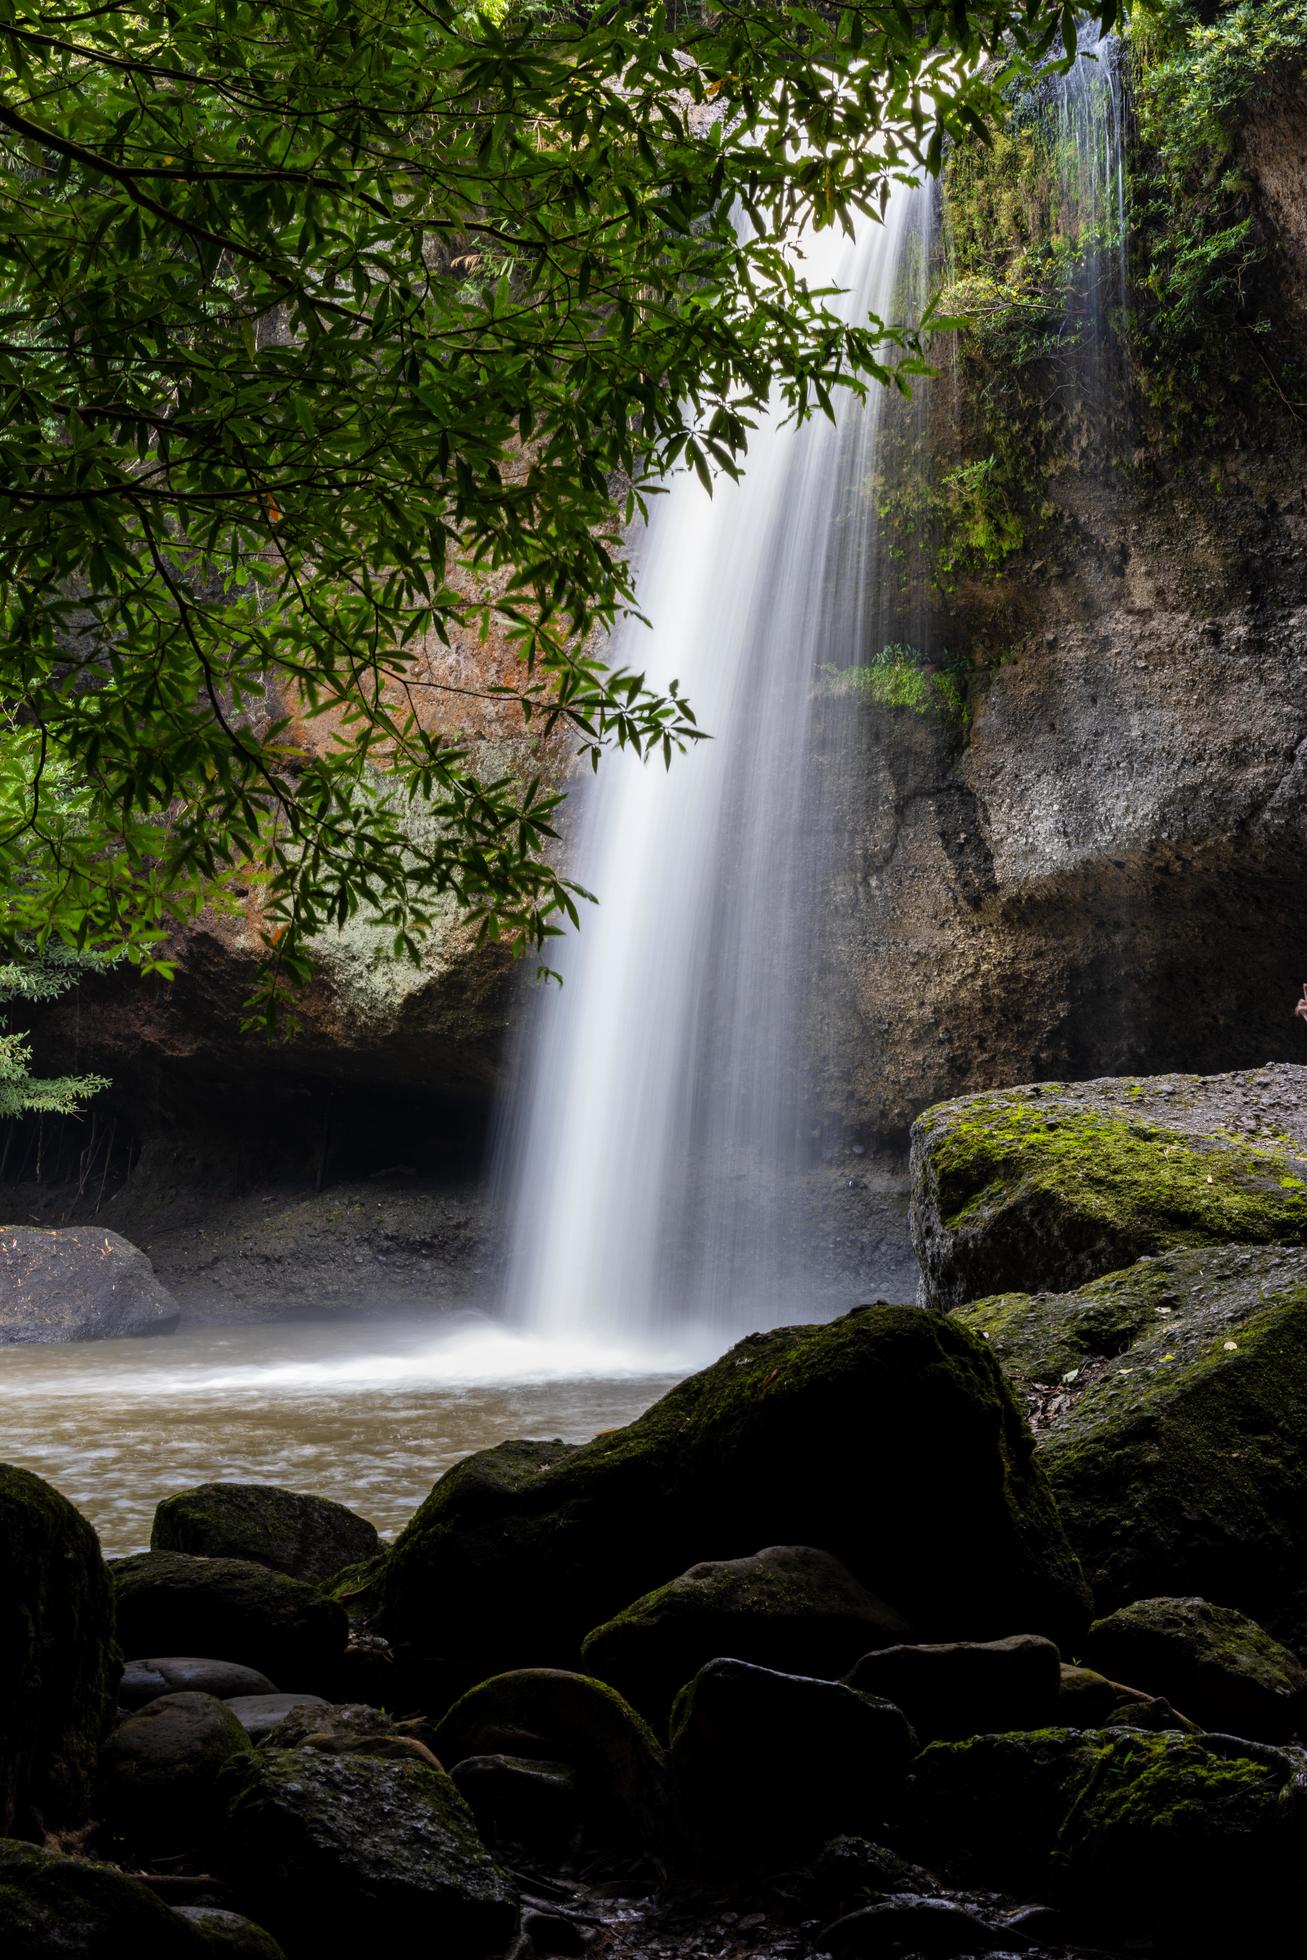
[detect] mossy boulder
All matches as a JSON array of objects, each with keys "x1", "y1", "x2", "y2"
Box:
[
  {"x1": 99, "y1": 1690, "x2": 253, "y2": 1851},
  {"x1": 215, "y1": 1748, "x2": 518, "y2": 1958},
  {"x1": 908, "y1": 1727, "x2": 1307, "y2": 1942},
  {"x1": 580, "y1": 1545, "x2": 913, "y2": 1722},
  {"x1": 669, "y1": 1659, "x2": 918, "y2": 1873},
  {"x1": 450, "y1": 1756, "x2": 582, "y2": 1859},
  {"x1": 433, "y1": 1669, "x2": 668, "y2": 1850},
  {"x1": 1084, "y1": 1597, "x2": 1307, "y2": 1742},
  {"x1": 955, "y1": 1244, "x2": 1307, "y2": 1645},
  {"x1": 912, "y1": 1065, "x2": 1307, "y2": 1309},
  {"x1": 110, "y1": 1553, "x2": 348, "y2": 1689},
  {"x1": 0, "y1": 1839, "x2": 200, "y2": 1956},
  {"x1": 1056, "y1": 1665, "x2": 1198, "y2": 1734},
  {"x1": 375, "y1": 1306, "x2": 1091, "y2": 1667},
  {"x1": 172, "y1": 1909, "x2": 285, "y2": 1958},
  {"x1": 0, "y1": 1464, "x2": 115, "y2": 1837},
  {"x1": 152, "y1": 1483, "x2": 380, "y2": 1588},
  {"x1": 846, "y1": 1635, "x2": 1062, "y2": 1741}
]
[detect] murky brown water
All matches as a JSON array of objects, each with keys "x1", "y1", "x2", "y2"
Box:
[{"x1": 0, "y1": 1312, "x2": 699, "y2": 1557}]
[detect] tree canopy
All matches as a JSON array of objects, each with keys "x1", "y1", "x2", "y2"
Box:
[{"x1": 0, "y1": 0, "x2": 1099, "y2": 1016}]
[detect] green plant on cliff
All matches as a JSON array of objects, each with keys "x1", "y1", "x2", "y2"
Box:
[
  {"x1": 1127, "y1": 0, "x2": 1307, "y2": 414},
  {"x1": 0, "y1": 948, "x2": 111, "y2": 1119},
  {"x1": 821, "y1": 644, "x2": 969, "y2": 724},
  {"x1": 0, "y1": 0, "x2": 1094, "y2": 1019}
]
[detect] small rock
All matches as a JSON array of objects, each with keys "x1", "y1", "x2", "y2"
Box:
[
  {"x1": 451, "y1": 1755, "x2": 581, "y2": 1856},
  {"x1": 1083, "y1": 1596, "x2": 1307, "y2": 1740},
  {"x1": 522, "y1": 1908, "x2": 589, "y2": 1955},
  {"x1": 101, "y1": 1691, "x2": 252, "y2": 1850},
  {"x1": 0, "y1": 1839, "x2": 196, "y2": 1955},
  {"x1": 120, "y1": 1658, "x2": 278, "y2": 1710},
  {"x1": 846, "y1": 1635, "x2": 1062, "y2": 1741},
  {"x1": 225, "y1": 1693, "x2": 332, "y2": 1742},
  {"x1": 110, "y1": 1552, "x2": 348, "y2": 1689},
  {"x1": 819, "y1": 1896, "x2": 1015, "y2": 1956}
]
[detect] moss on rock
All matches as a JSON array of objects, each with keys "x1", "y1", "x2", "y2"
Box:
[
  {"x1": 152, "y1": 1482, "x2": 380, "y2": 1588},
  {"x1": 912, "y1": 1066, "x2": 1307, "y2": 1309},
  {"x1": 0, "y1": 1839, "x2": 200, "y2": 1956},
  {"x1": 1084, "y1": 1595, "x2": 1307, "y2": 1741},
  {"x1": 374, "y1": 1306, "x2": 1090, "y2": 1669},
  {"x1": 579, "y1": 1545, "x2": 912, "y2": 1723},
  {"x1": 111, "y1": 1552, "x2": 348, "y2": 1690},
  {"x1": 956, "y1": 1243, "x2": 1307, "y2": 1646},
  {"x1": 909, "y1": 1725, "x2": 1305, "y2": 1938},
  {"x1": 0, "y1": 1463, "x2": 115, "y2": 1837},
  {"x1": 215, "y1": 1746, "x2": 517, "y2": 1957}
]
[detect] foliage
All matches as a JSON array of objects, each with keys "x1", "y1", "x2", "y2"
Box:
[
  {"x1": 822, "y1": 643, "x2": 970, "y2": 723},
  {"x1": 0, "y1": 0, "x2": 1091, "y2": 1016},
  {"x1": 0, "y1": 946, "x2": 111, "y2": 1118},
  {"x1": 1128, "y1": 0, "x2": 1307, "y2": 397}
]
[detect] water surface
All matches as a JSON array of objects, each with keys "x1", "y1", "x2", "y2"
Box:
[{"x1": 0, "y1": 1313, "x2": 697, "y2": 1557}]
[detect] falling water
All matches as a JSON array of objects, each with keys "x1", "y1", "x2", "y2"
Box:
[
  {"x1": 495, "y1": 182, "x2": 934, "y2": 1352},
  {"x1": 1056, "y1": 28, "x2": 1130, "y2": 425}
]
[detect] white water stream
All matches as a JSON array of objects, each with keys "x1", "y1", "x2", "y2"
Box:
[{"x1": 496, "y1": 181, "x2": 933, "y2": 1350}]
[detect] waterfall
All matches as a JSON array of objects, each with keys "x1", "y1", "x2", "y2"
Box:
[
  {"x1": 493, "y1": 180, "x2": 934, "y2": 1355},
  {"x1": 1055, "y1": 29, "x2": 1130, "y2": 426}
]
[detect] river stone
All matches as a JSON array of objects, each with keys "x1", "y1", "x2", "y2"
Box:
[
  {"x1": 0, "y1": 1463, "x2": 115, "y2": 1836},
  {"x1": 375, "y1": 1306, "x2": 1091, "y2": 1666},
  {"x1": 955, "y1": 1244, "x2": 1307, "y2": 1645},
  {"x1": 0, "y1": 1839, "x2": 198, "y2": 1956},
  {"x1": 580, "y1": 1544, "x2": 913, "y2": 1720},
  {"x1": 100, "y1": 1691, "x2": 253, "y2": 1848},
  {"x1": 911, "y1": 1065, "x2": 1307, "y2": 1310},
  {"x1": 846, "y1": 1635, "x2": 1062, "y2": 1741},
  {"x1": 121, "y1": 1659, "x2": 278, "y2": 1709},
  {"x1": 908, "y1": 1726, "x2": 1307, "y2": 1941},
  {"x1": 0, "y1": 1224, "x2": 180, "y2": 1344},
  {"x1": 216, "y1": 1747, "x2": 518, "y2": 1956},
  {"x1": 818, "y1": 1897, "x2": 1015, "y2": 1958},
  {"x1": 450, "y1": 1756, "x2": 582, "y2": 1857},
  {"x1": 225, "y1": 1694, "x2": 332, "y2": 1742},
  {"x1": 434, "y1": 1669, "x2": 667, "y2": 1850},
  {"x1": 111, "y1": 1552, "x2": 348, "y2": 1689},
  {"x1": 1056, "y1": 1665, "x2": 1198, "y2": 1733},
  {"x1": 1083, "y1": 1597, "x2": 1307, "y2": 1741},
  {"x1": 152, "y1": 1483, "x2": 380, "y2": 1587},
  {"x1": 669, "y1": 1659, "x2": 918, "y2": 1873},
  {"x1": 172, "y1": 1907, "x2": 286, "y2": 1957}
]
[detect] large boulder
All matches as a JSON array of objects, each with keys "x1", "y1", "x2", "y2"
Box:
[
  {"x1": 669, "y1": 1659, "x2": 917, "y2": 1872},
  {"x1": 111, "y1": 1553, "x2": 348, "y2": 1689},
  {"x1": 1083, "y1": 1597, "x2": 1307, "y2": 1742},
  {"x1": 580, "y1": 1545, "x2": 913, "y2": 1721},
  {"x1": 955, "y1": 1244, "x2": 1307, "y2": 1645},
  {"x1": 0, "y1": 1464, "x2": 115, "y2": 1836},
  {"x1": 375, "y1": 1307, "x2": 1091, "y2": 1665},
  {"x1": 911, "y1": 1066, "x2": 1307, "y2": 1310},
  {"x1": 216, "y1": 1748, "x2": 518, "y2": 1958},
  {"x1": 99, "y1": 1691, "x2": 253, "y2": 1850},
  {"x1": 0, "y1": 1839, "x2": 199, "y2": 1956},
  {"x1": 0, "y1": 1225, "x2": 179, "y2": 1343},
  {"x1": 152, "y1": 1483, "x2": 380, "y2": 1587},
  {"x1": 908, "y1": 1727, "x2": 1307, "y2": 1942}
]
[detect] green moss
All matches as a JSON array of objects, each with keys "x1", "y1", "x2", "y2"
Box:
[
  {"x1": 956, "y1": 1244, "x2": 1307, "y2": 1643},
  {"x1": 924, "y1": 1097, "x2": 1307, "y2": 1246},
  {"x1": 375, "y1": 1306, "x2": 1091, "y2": 1666},
  {"x1": 910, "y1": 1725, "x2": 1299, "y2": 1935}
]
